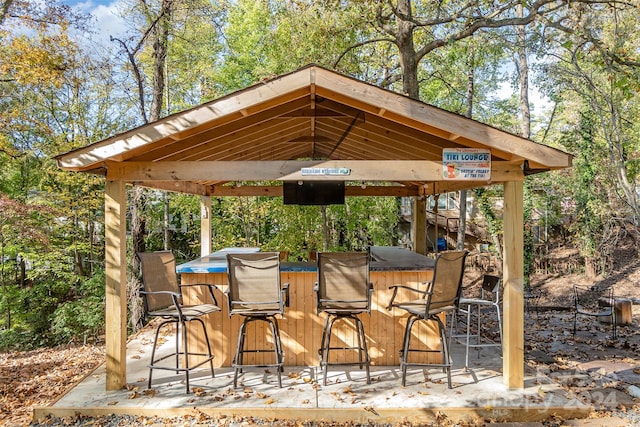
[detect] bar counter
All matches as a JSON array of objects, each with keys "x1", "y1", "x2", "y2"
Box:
[{"x1": 179, "y1": 247, "x2": 438, "y2": 367}]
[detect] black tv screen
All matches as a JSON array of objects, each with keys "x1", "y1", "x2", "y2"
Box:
[{"x1": 283, "y1": 181, "x2": 345, "y2": 205}]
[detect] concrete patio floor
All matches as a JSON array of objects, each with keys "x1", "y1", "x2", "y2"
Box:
[{"x1": 34, "y1": 325, "x2": 592, "y2": 425}]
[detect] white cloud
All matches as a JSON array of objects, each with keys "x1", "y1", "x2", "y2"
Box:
[
  {"x1": 91, "y1": 2, "x2": 127, "y2": 45},
  {"x1": 64, "y1": 0, "x2": 127, "y2": 47}
]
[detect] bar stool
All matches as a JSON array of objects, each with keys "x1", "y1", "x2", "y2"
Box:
[
  {"x1": 315, "y1": 252, "x2": 373, "y2": 386},
  {"x1": 387, "y1": 250, "x2": 468, "y2": 388},
  {"x1": 136, "y1": 251, "x2": 221, "y2": 393},
  {"x1": 456, "y1": 274, "x2": 502, "y2": 380},
  {"x1": 226, "y1": 252, "x2": 289, "y2": 388}
]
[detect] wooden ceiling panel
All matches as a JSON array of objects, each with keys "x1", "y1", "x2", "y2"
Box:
[
  {"x1": 361, "y1": 114, "x2": 457, "y2": 157},
  {"x1": 309, "y1": 99, "x2": 452, "y2": 160},
  {"x1": 316, "y1": 118, "x2": 441, "y2": 161},
  {"x1": 179, "y1": 118, "x2": 310, "y2": 161},
  {"x1": 130, "y1": 97, "x2": 312, "y2": 162},
  {"x1": 316, "y1": 119, "x2": 431, "y2": 160}
]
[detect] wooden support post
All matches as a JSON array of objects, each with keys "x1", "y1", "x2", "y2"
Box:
[
  {"x1": 200, "y1": 196, "x2": 212, "y2": 257},
  {"x1": 433, "y1": 195, "x2": 439, "y2": 253},
  {"x1": 104, "y1": 180, "x2": 127, "y2": 390},
  {"x1": 413, "y1": 197, "x2": 427, "y2": 255},
  {"x1": 503, "y1": 180, "x2": 524, "y2": 389}
]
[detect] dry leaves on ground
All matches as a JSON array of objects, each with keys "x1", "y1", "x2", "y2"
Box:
[
  {"x1": 0, "y1": 345, "x2": 103, "y2": 426},
  {"x1": 1, "y1": 305, "x2": 638, "y2": 426}
]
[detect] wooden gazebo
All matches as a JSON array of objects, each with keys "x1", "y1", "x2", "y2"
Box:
[{"x1": 56, "y1": 65, "x2": 572, "y2": 391}]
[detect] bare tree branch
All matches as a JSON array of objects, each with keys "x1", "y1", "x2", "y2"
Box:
[
  {"x1": 333, "y1": 37, "x2": 396, "y2": 69},
  {"x1": 110, "y1": 36, "x2": 148, "y2": 124}
]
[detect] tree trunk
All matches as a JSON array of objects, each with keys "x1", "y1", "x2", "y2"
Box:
[
  {"x1": 517, "y1": 4, "x2": 530, "y2": 139},
  {"x1": 163, "y1": 193, "x2": 170, "y2": 251},
  {"x1": 1, "y1": 240, "x2": 8, "y2": 330},
  {"x1": 321, "y1": 205, "x2": 328, "y2": 251},
  {"x1": 396, "y1": 0, "x2": 419, "y2": 100},
  {"x1": 457, "y1": 46, "x2": 474, "y2": 250},
  {"x1": 129, "y1": 186, "x2": 146, "y2": 331},
  {"x1": 149, "y1": 0, "x2": 171, "y2": 122},
  {"x1": 0, "y1": 0, "x2": 14, "y2": 26},
  {"x1": 128, "y1": 0, "x2": 174, "y2": 331}
]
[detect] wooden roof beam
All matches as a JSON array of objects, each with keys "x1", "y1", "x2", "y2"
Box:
[
  {"x1": 133, "y1": 180, "x2": 209, "y2": 195},
  {"x1": 105, "y1": 160, "x2": 524, "y2": 182},
  {"x1": 208, "y1": 185, "x2": 420, "y2": 197}
]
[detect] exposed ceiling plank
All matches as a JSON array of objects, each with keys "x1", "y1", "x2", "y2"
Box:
[
  {"x1": 280, "y1": 106, "x2": 346, "y2": 118},
  {"x1": 317, "y1": 118, "x2": 437, "y2": 160},
  {"x1": 287, "y1": 135, "x2": 333, "y2": 143},
  {"x1": 317, "y1": 99, "x2": 449, "y2": 153},
  {"x1": 131, "y1": 97, "x2": 311, "y2": 161},
  {"x1": 57, "y1": 77, "x2": 315, "y2": 170},
  {"x1": 183, "y1": 119, "x2": 310, "y2": 161}
]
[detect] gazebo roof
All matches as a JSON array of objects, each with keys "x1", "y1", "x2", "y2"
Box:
[{"x1": 56, "y1": 64, "x2": 571, "y2": 197}]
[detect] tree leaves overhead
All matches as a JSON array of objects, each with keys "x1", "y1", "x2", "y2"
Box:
[{"x1": 1, "y1": 0, "x2": 640, "y2": 348}]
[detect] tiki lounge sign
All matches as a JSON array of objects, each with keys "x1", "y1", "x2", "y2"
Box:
[{"x1": 442, "y1": 148, "x2": 491, "y2": 180}]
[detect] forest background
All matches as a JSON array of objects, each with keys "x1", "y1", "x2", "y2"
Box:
[{"x1": 0, "y1": 0, "x2": 639, "y2": 351}]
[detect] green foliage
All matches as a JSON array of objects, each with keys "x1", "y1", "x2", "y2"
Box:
[
  {"x1": 473, "y1": 186, "x2": 503, "y2": 241},
  {"x1": 51, "y1": 269, "x2": 105, "y2": 345},
  {"x1": 2, "y1": 0, "x2": 640, "y2": 353},
  {"x1": 204, "y1": 194, "x2": 399, "y2": 261},
  {"x1": 568, "y1": 108, "x2": 606, "y2": 258},
  {"x1": 523, "y1": 181, "x2": 535, "y2": 285},
  {"x1": 539, "y1": 3, "x2": 640, "y2": 225}
]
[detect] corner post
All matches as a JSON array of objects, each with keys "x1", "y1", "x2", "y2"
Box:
[
  {"x1": 412, "y1": 197, "x2": 427, "y2": 254},
  {"x1": 200, "y1": 196, "x2": 212, "y2": 257},
  {"x1": 105, "y1": 180, "x2": 127, "y2": 390},
  {"x1": 503, "y1": 180, "x2": 524, "y2": 388}
]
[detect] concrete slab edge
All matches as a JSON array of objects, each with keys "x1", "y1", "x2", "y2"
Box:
[{"x1": 33, "y1": 404, "x2": 593, "y2": 424}]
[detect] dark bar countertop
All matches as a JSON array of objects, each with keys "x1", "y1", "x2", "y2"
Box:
[{"x1": 176, "y1": 246, "x2": 435, "y2": 273}]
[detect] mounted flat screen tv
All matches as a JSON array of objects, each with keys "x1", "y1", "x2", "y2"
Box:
[{"x1": 283, "y1": 181, "x2": 345, "y2": 205}]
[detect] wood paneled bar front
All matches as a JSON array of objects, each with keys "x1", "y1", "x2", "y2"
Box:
[{"x1": 178, "y1": 247, "x2": 438, "y2": 368}]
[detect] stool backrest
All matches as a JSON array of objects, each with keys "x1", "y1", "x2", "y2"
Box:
[
  {"x1": 226, "y1": 252, "x2": 282, "y2": 313},
  {"x1": 481, "y1": 274, "x2": 501, "y2": 302},
  {"x1": 317, "y1": 252, "x2": 371, "y2": 313},
  {"x1": 427, "y1": 250, "x2": 468, "y2": 311},
  {"x1": 136, "y1": 251, "x2": 179, "y2": 312}
]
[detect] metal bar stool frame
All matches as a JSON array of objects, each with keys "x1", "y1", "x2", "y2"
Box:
[
  {"x1": 573, "y1": 283, "x2": 617, "y2": 340},
  {"x1": 315, "y1": 252, "x2": 373, "y2": 386},
  {"x1": 387, "y1": 250, "x2": 468, "y2": 388},
  {"x1": 226, "y1": 252, "x2": 290, "y2": 388},
  {"x1": 136, "y1": 251, "x2": 221, "y2": 393},
  {"x1": 454, "y1": 274, "x2": 502, "y2": 381}
]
